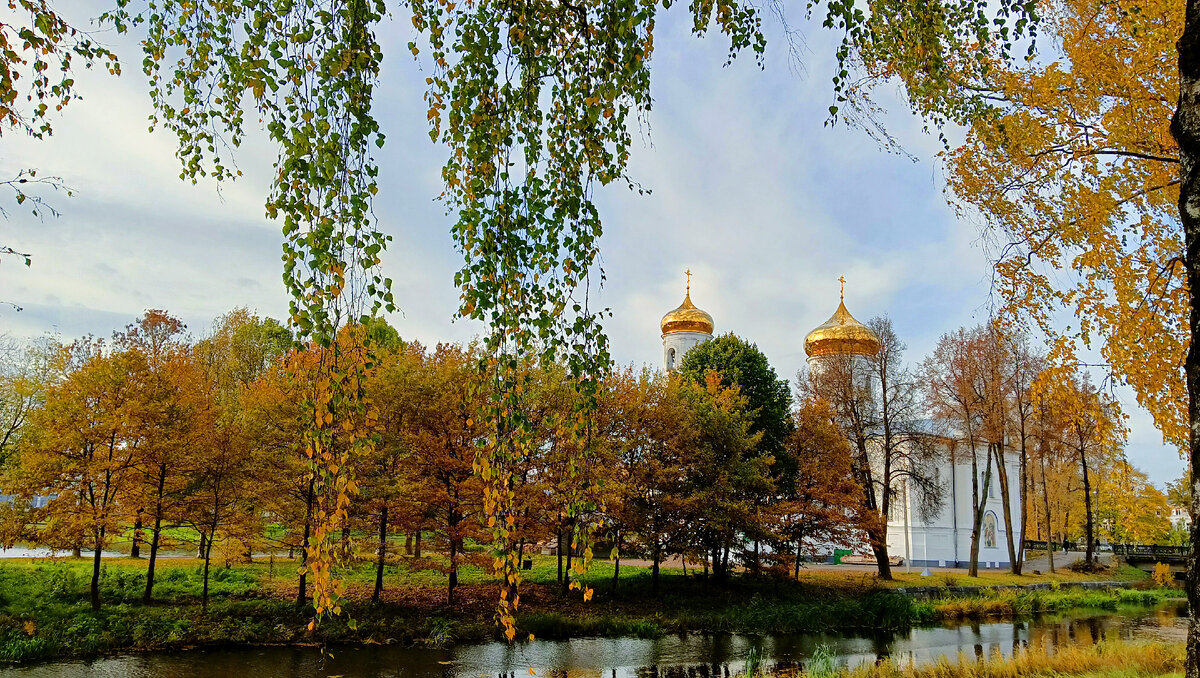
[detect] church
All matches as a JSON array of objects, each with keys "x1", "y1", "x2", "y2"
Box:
[{"x1": 658, "y1": 274, "x2": 1023, "y2": 570}]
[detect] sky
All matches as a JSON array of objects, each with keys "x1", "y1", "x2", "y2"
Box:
[{"x1": 0, "y1": 4, "x2": 1185, "y2": 486}]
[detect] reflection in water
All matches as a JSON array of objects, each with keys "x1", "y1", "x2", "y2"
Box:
[{"x1": 1, "y1": 602, "x2": 1187, "y2": 678}]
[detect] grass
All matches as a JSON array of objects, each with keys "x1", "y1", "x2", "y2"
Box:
[
  {"x1": 0, "y1": 552, "x2": 1178, "y2": 665},
  {"x1": 922, "y1": 587, "x2": 1175, "y2": 623}
]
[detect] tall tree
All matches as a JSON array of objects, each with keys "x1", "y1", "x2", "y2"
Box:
[
  {"x1": 403, "y1": 343, "x2": 486, "y2": 604},
  {"x1": 778, "y1": 398, "x2": 866, "y2": 578},
  {"x1": 8, "y1": 341, "x2": 148, "y2": 609},
  {"x1": 805, "y1": 318, "x2": 941, "y2": 579},
  {"x1": 1040, "y1": 368, "x2": 1125, "y2": 568},
  {"x1": 117, "y1": 310, "x2": 209, "y2": 602},
  {"x1": 925, "y1": 326, "x2": 991, "y2": 576},
  {"x1": 363, "y1": 336, "x2": 418, "y2": 603},
  {"x1": 678, "y1": 333, "x2": 793, "y2": 460},
  {"x1": 678, "y1": 373, "x2": 764, "y2": 584}
]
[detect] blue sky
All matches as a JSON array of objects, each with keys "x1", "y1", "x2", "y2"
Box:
[{"x1": 1, "y1": 5, "x2": 1184, "y2": 486}]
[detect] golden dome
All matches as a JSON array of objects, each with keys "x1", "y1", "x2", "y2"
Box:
[
  {"x1": 804, "y1": 299, "x2": 880, "y2": 358},
  {"x1": 661, "y1": 273, "x2": 714, "y2": 335}
]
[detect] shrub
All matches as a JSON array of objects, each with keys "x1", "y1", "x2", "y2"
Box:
[{"x1": 1152, "y1": 562, "x2": 1174, "y2": 588}]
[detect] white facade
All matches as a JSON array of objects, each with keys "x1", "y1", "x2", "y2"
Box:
[
  {"x1": 663, "y1": 331, "x2": 711, "y2": 371},
  {"x1": 887, "y1": 445, "x2": 1023, "y2": 569}
]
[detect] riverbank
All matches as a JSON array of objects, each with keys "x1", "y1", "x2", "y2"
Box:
[{"x1": 0, "y1": 555, "x2": 1176, "y2": 664}]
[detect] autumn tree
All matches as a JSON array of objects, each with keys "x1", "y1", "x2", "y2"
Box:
[
  {"x1": 1029, "y1": 382, "x2": 1074, "y2": 572},
  {"x1": 1099, "y1": 461, "x2": 1171, "y2": 546},
  {"x1": 1040, "y1": 368, "x2": 1126, "y2": 568},
  {"x1": 604, "y1": 369, "x2": 692, "y2": 594},
  {"x1": 679, "y1": 373, "x2": 766, "y2": 582},
  {"x1": 0, "y1": 335, "x2": 49, "y2": 464},
  {"x1": 7, "y1": 340, "x2": 148, "y2": 609},
  {"x1": 924, "y1": 326, "x2": 993, "y2": 576},
  {"x1": 401, "y1": 343, "x2": 486, "y2": 604},
  {"x1": 116, "y1": 310, "x2": 210, "y2": 603},
  {"x1": 360, "y1": 327, "x2": 412, "y2": 602},
  {"x1": 946, "y1": 0, "x2": 1183, "y2": 450},
  {"x1": 777, "y1": 398, "x2": 866, "y2": 577},
  {"x1": 805, "y1": 317, "x2": 940, "y2": 579}
]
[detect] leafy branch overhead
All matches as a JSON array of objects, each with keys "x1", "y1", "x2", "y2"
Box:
[{"x1": 94, "y1": 0, "x2": 1043, "y2": 639}]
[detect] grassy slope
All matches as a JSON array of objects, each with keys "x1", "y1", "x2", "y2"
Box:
[{"x1": 0, "y1": 554, "x2": 1172, "y2": 664}]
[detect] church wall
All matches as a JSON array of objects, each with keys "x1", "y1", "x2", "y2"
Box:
[{"x1": 886, "y1": 442, "x2": 1023, "y2": 570}]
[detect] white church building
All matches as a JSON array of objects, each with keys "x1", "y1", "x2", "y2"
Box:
[{"x1": 659, "y1": 275, "x2": 1023, "y2": 570}]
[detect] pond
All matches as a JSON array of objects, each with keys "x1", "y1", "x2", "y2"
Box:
[{"x1": 1, "y1": 601, "x2": 1186, "y2": 678}]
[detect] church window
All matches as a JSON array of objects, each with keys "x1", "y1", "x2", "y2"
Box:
[
  {"x1": 983, "y1": 511, "x2": 998, "y2": 548},
  {"x1": 667, "y1": 347, "x2": 676, "y2": 370}
]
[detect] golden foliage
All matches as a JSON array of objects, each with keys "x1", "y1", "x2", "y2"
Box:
[{"x1": 946, "y1": 0, "x2": 1185, "y2": 448}]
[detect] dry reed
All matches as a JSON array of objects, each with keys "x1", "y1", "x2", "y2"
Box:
[{"x1": 766, "y1": 641, "x2": 1183, "y2": 678}]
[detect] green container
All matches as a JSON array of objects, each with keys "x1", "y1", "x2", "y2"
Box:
[{"x1": 833, "y1": 549, "x2": 852, "y2": 565}]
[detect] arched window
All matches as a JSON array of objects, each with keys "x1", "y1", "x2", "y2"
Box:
[
  {"x1": 667, "y1": 347, "x2": 676, "y2": 370},
  {"x1": 983, "y1": 511, "x2": 998, "y2": 549}
]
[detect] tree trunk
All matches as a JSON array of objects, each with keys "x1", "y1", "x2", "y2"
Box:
[
  {"x1": 373, "y1": 505, "x2": 388, "y2": 603},
  {"x1": 143, "y1": 500, "x2": 164, "y2": 604},
  {"x1": 404, "y1": 533, "x2": 412, "y2": 556},
  {"x1": 1080, "y1": 443, "x2": 1096, "y2": 567},
  {"x1": 448, "y1": 537, "x2": 458, "y2": 605},
  {"x1": 870, "y1": 537, "x2": 893, "y2": 580},
  {"x1": 1170, "y1": 7, "x2": 1200, "y2": 676},
  {"x1": 651, "y1": 541, "x2": 661, "y2": 597},
  {"x1": 994, "y1": 444, "x2": 1019, "y2": 573},
  {"x1": 448, "y1": 506, "x2": 460, "y2": 604},
  {"x1": 297, "y1": 476, "x2": 315, "y2": 607},
  {"x1": 611, "y1": 530, "x2": 621, "y2": 594},
  {"x1": 202, "y1": 530, "x2": 214, "y2": 613},
  {"x1": 563, "y1": 526, "x2": 574, "y2": 596},
  {"x1": 1016, "y1": 424, "x2": 1029, "y2": 574},
  {"x1": 854, "y1": 437, "x2": 892, "y2": 581},
  {"x1": 197, "y1": 532, "x2": 207, "y2": 559},
  {"x1": 1040, "y1": 445, "x2": 1055, "y2": 574},
  {"x1": 130, "y1": 512, "x2": 143, "y2": 559},
  {"x1": 143, "y1": 469, "x2": 168, "y2": 604},
  {"x1": 556, "y1": 527, "x2": 563, "y2": 584},
  {"x1": 414, "y1": 529, "x2": 422, "y2": 558},
  {"x1": 90, "y1": 526, "x2": 105, "y2": 611},
  {"x1": 968, "y1": 442, "x2": 984, "y2": 577}
]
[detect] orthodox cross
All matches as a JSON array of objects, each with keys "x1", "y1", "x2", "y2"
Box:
[
  {"x1": 838, "y1": 275, "x2": 846, "y2": 301},
  {"x1": 685, "y1": 269, "x2": 692, "y2": 295}
]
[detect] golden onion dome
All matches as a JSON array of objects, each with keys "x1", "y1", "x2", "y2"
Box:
[
  {"x1": 804, "y1": 298, "x2": 880, "y2": 358},
  {"x1": 661, "y1": 274, "x2": 714, "y2": 335}
]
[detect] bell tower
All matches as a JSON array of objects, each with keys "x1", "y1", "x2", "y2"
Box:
[{"x1": 660, "y1": 270, "x2": 714, "y2": 371}]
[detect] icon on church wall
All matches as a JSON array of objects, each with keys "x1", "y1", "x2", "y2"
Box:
[{"x1": 983, "y1": 511, "x2": 998, "y2": 548}]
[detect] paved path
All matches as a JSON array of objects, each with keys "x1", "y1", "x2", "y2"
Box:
[{"x1": 1022, "y1": 549, "x2": 1110, "y2": 573}]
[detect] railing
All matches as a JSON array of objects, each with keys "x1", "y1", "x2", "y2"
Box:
[
  {"x1": 1109, "y1": 544, "x2": 1190, "y2": 559},
  {"x1": 1023, "y1": 539, "x2": 1076, "y2": 552}
]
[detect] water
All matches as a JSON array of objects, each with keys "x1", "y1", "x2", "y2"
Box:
[{"x1": 1, "y1": 602, "x2": 1186, "y2": 678}]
